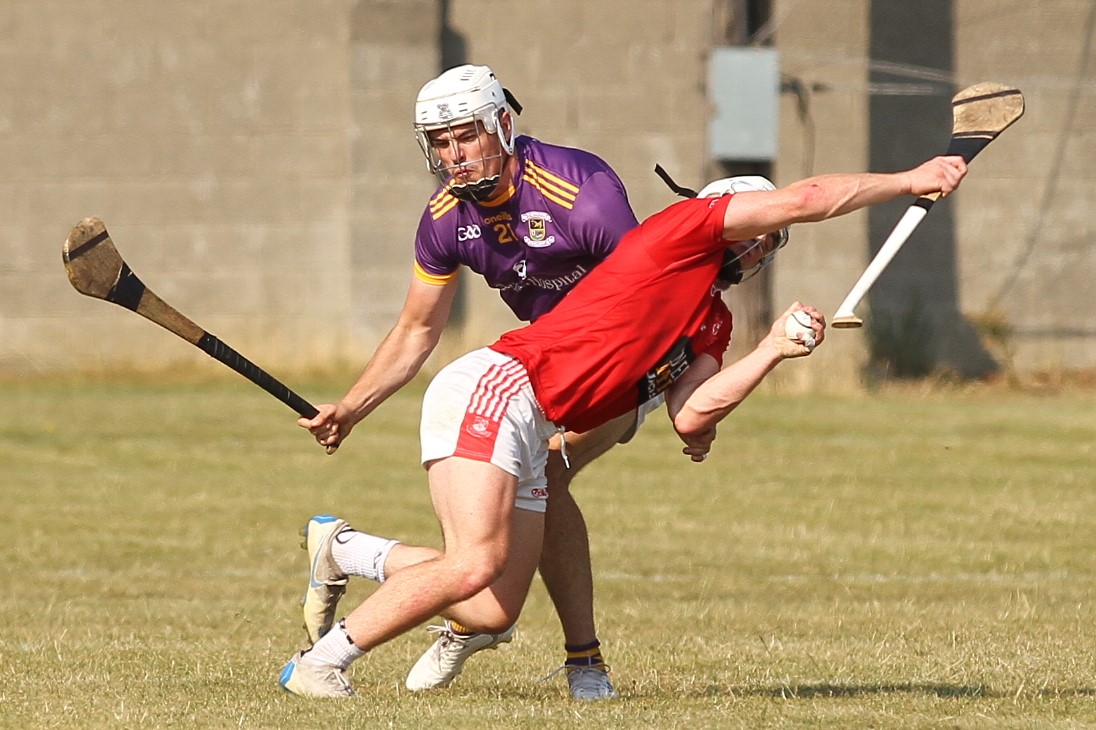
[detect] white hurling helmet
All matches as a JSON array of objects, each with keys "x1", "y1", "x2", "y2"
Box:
[
  {"x1": 699, "y1": 175, "x2": 790, "y2": 285},
  {"x1": 413, "y1": 64, "x2": 517, "y2": 202}
]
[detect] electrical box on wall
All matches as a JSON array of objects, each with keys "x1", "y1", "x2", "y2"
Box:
[{"x1": 708, "y1": 47, "x2": 779, "y2": 161}]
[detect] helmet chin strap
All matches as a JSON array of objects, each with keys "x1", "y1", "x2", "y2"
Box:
[
  {"x1": 717, "y1": 256, "x2": 744, "y2": 286},
  {"x1": 449, "y1": 175, "x2": 502, "y2": 202},
  {"x1": 653, "y1": 164, "x2": 699, "y2": 198}
]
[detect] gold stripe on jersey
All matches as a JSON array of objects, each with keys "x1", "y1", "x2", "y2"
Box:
[
  {"x1": 524, "y1": 161, "x2": 579, "y2": 209},
  {"x1": 526, "y1": 160, "x2": 580, "y2": 195},
  {"x1": 414, "y1": 260, "x2": 459, "y2": 286},
  {"x1": 479, "y1": 183, "x2": 516, "y2": 207},
  {"x1": 428, "y1": 189, "x2": 460, "y2": 220}
]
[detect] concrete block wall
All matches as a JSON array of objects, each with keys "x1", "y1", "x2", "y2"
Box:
[
  {"x1": 1, "y1": 1, "x2": 359, "y2": 373},
  {"x1": 345, "y1": 0, "x2": 441, "y2": 362},
  {"x1": 768, "y1": 0, "x2": 873, "y2": 390},
  {"x1": 767, "y1": 0, "x2": 1096, "y2": 384},
  {"x1": 952, "y1": 0, "x2": 1096, "y2": 374},
  {"x1": 1, "y1": 0, "x2": 1093, "y2": 383}
]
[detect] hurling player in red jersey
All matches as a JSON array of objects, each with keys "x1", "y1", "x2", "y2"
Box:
[
  {"x1": 291, "y1": 64, "x2": 686, "y2": 700},
  {"x1": 281, "y1": 152, "x2": 967, "y2": 698}
]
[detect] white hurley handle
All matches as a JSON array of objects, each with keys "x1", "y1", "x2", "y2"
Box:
[{"x1": 831, "y1": 202, "x2": 931, "y2": 328}]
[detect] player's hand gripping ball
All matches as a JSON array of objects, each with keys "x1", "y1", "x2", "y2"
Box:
[{"x1": 784, "y1": 310, "x2": 817, "y2": 352}]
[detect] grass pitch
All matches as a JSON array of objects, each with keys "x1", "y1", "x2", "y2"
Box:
[{"x1": 1, "y1": 374, "x2": 1094, "y2": 728}]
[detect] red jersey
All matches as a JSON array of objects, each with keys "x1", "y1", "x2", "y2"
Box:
[{"x1": 491, "y1": 195, "x2": 734, "y2": 433}]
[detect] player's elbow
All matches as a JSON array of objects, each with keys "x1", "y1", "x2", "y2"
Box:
[
  {"x1": 393, "y1": 318, "x2": 443, "y2": 352},
  {"x1": 673, "y1": 408, "x2": 710, "y2": 438},
  {"x1": 783, "y1": 184, "x2": 825, "y2": 222}
]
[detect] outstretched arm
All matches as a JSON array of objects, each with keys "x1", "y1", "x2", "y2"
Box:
[
  {"x1": 299, "y1": 276, "x2": 458, "y2": 449},
  {"x1": 720, "y1": 156, "x2": 968, "y2": 241}
]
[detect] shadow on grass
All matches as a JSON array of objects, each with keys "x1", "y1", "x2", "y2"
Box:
[
  {"x1": 478, "y1": 682, "x2": 1096, "y2": 702},
  {"x1": 729, "y1": 683, "x2": 1096, "y2": 700}
]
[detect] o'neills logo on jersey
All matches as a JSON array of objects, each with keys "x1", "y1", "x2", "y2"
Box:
[{"x1": 520, "y1": 211, "x2": 555, "y2": 248}]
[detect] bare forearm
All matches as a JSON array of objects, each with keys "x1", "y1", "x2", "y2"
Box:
[
  {"x1": 786, "y1": 156, "x2": 966, "y2": 224},
  {"x1": 340, "y1": 324, "x2": 439, "y2": 424},
  {"x1": 298, "y1": 276, "x2": 454, "y2": 449},
  {"x1": 785, "y1": 171, "x2": 912, "y2": 223},
  {"x1": 673, "y1": 338, "x2": 784, "y2": 435},
  {"x1": 725, "y1": 157, "x2": 967, "y2": 241},
  {"x1": 339, "y1": 275, "x2": 457, "y2": 423}
]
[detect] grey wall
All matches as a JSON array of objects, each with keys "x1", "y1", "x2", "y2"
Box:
[
  {"x1": 1, "y1": 0, "x2": 1093, "y2": 385},
  {"x1": 2, "y1": 1, "x2": 362, "y2": 372},
  {"x1": 953, "y1": 0, "x2": 1096, "y2": 376},
  {"x1": 769, "y1": 0, "x2": 1096, "y2": 387}
]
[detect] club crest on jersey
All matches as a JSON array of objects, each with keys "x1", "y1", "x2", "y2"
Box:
[
  {"x1": 520, "y1": 211, "x2": 555, "y2": 248},
  {"x1": 469, "y1": 416, "x2": 491, "y2": 436}
]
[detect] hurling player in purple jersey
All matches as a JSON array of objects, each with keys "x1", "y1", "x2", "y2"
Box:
[{"x1": 295, "y1": 64, "x2": 645, "y2": 700}]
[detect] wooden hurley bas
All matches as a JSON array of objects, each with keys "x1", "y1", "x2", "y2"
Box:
[{"x1": 63, "y1": 217, "x2": 337, "y2": 453}]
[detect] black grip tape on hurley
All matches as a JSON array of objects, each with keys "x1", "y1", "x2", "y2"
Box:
[{"x1": 196, "y1": 332, "x2": 319, "y2": 418}]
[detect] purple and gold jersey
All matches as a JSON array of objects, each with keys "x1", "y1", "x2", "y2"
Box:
[{"x1": 413, "y1": 135, "x2": 639, "y2": 322}]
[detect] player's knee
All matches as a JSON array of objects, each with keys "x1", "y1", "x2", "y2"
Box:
[
  {"x1": 468, "y1": 586, "x2": 527, "y2": 631},
  {"x1": 446, "y1": 553, "x2": 507, "y2": 602}
]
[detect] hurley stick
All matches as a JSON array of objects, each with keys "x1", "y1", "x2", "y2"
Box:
[
  {"x1": 832, "y1": 82, "x2": 1025, "y2": 328},
  {"x1": 63, "y1": 217, "x2": 337, "y2": 453}
]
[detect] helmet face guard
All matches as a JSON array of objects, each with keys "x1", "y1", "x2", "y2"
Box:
[
  {"x1": 413, "y1": 65, "x2": 518, "y2": 202},
  {"x1": 654, "y1": 166, "x2": 790, "y2": 287},
  {"x1": 716, "y1": 227, "x2": 789, "y2": 287},
  {"x1": 415, "y1": 107, "x2": 513, "y2": 202}
]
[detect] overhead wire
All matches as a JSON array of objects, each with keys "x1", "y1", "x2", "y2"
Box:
[
  {"x1": 741, "y1": 0, "x2": 1095, "y2": 324},
  {"x1": 986, "y1": 0, "x2": 1096, "y2": 312}
]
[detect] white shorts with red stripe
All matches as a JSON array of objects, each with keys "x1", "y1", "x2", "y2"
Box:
[{"x1": 420, "y1": 348, "x2": 557, "y2": 513}]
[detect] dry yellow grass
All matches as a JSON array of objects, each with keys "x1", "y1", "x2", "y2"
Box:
[{"x1": 1, "y1": 376, "x2": 1093, "y2": 728}]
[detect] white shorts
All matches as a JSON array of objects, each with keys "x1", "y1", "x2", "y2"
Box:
[{"x1": 420, "y1": 348, "x2": 558, "y2": 513}]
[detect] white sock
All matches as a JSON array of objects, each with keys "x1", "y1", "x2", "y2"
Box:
[
  {"x1": 305, "y1": 620, "x2": 366, "y2": 670},
  {"x1": 331, "y1": 529, "x2": 399, "y2": 583}
]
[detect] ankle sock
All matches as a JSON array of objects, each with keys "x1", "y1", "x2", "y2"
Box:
[
  {"x1": 448, "y1": 620, "x2": 476, "y2": 636},
  {"x1": 565, "y1": 639, "x2": 607, "y2": 669},
  {"x1": 305, "y1": 620, "x2": 366, "y2": 670}
]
